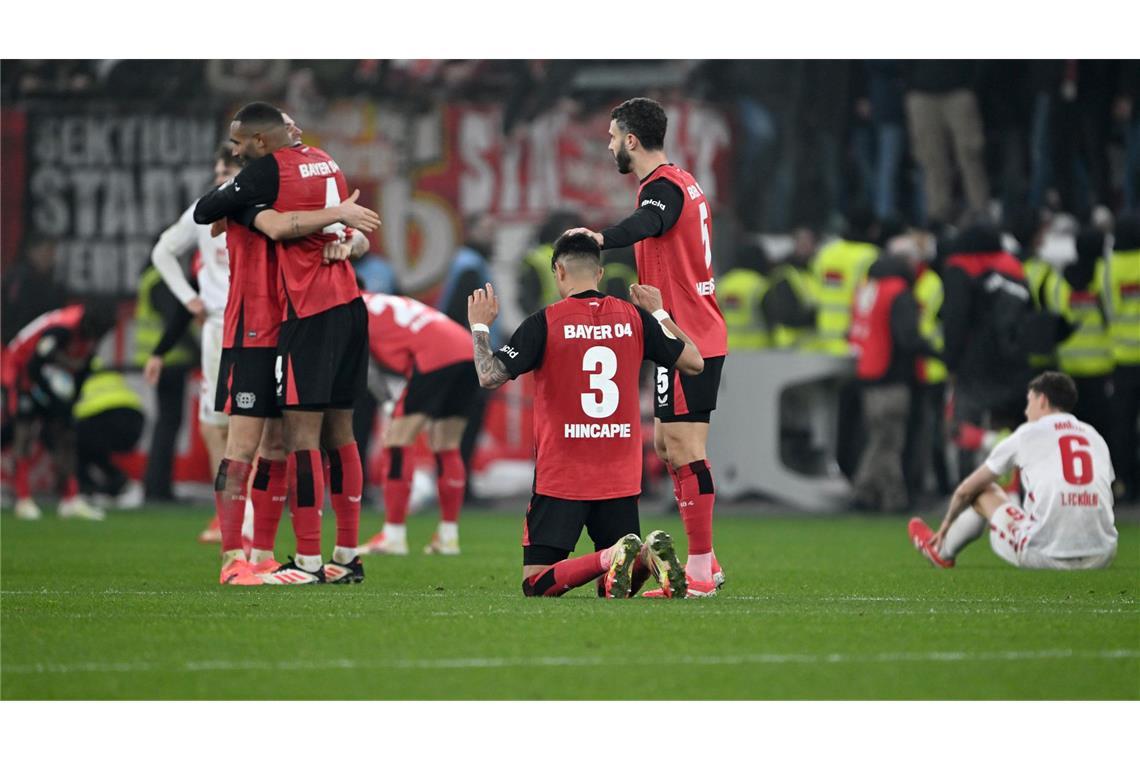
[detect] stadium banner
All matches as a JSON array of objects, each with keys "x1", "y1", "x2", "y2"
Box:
[
  {"x1": 297, "y1": 99, "x2": 733, "y2": 296},
  {"x1": 17, "y1": 105, "x2": 219, "y2": 296}
]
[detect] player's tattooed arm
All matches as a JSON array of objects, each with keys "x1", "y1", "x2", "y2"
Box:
[
  {"x1": 473, "y1": 331, "x2": 512, "y2": 390},
  {"x1": 468, "y1": 283, "x2": 510, "y2": 389},
  {"x1": 250, "y1": 189, "x2": 381, "y2": 241}
]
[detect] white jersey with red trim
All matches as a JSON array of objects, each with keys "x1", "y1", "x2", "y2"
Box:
[
  {"x1": 984, "y1": 413, "x2": 1117, "y2": 559},
  {"x1": 151, "y1": 203, "x2": 230, "y2": 318}
]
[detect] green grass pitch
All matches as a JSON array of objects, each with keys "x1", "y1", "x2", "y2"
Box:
[{"x1": 1, "y1": 507, "x2": 1136, "y2": 699}]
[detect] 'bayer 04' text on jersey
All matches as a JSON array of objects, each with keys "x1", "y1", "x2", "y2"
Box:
[
  {"x1": 633, "y1": 164, "x2": 727, "y2": 359},
  {"x1": 496, "y1": 291, "x2": 685, "y2": 500},
  {"x1": 271, "y1": 144, "x2": 360, "y2": 319},
  {"x1": 361, "y1": 292, "x2": 474, "y2": 376},
  {"x1": 985, "y1": 412, "x2": 1117, "y2": 559}
]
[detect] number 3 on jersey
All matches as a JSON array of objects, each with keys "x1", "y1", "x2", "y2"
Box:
[{"x1": 581, "y1": 346, "x2": 618, "y2": 419}]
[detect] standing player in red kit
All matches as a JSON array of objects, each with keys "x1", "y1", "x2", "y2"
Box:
[
  {"x1": 355, "y1": 292, "x2": 479, "y2": 556},
  {"x1": 194, "y1": 102, "x2": 375, "y2": 585},
  {"x1": 468, "y1": 232, "x2": 705, "y2": 598},
  {"x1": 568, "y1": 98, "x2": 729, "y2": 596}
]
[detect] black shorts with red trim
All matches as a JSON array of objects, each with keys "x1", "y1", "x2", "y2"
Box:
[
  {"x1": 397, "y1": 360, "x2": 479, "y2": 419},
  {"x1": 276, "y1": 298, "x2": 368, "y2": 410},
  {"x1": 653, "y1": 354, "x2": 724, "y2": 423},
  {"x1": 521, "y1": 492, "x2": 640, "y2": 566},
  {"x1": 215, "y1": 347, "x2": 280, "y2": 418}
]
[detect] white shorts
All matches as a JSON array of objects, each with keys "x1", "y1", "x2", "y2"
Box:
[
  {"x1": 199, "y1": 316, "x2": 227, "y2": 427},
  {"x1": 988, "y1": 502, "x2": 1115, "y2": 570}
]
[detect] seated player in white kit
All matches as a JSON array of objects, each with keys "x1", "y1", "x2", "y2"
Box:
[{"x1": 909, "y1": 371, "x2": 1118, "y2": 570}]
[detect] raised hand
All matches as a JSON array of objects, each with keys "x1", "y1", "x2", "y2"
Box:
[
  {"x1": 629, "y1": 283, "x2": 663, "y2": 313},
  {"x1": 468, "y1": 282, "x2": 500, "y2": 328}
]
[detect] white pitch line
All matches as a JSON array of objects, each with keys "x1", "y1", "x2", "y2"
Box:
[{"x1": 4, "y1": 649, "x2": 1137, "y2": 676}]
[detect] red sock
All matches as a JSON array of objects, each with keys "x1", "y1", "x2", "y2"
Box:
[
  {"x1": 675, "y1": 459, "x2": 715, "y2": 555},
  {"x1": 382, "y1": 447, "x2": 412, "y2": 525},
  {"x1": 251, "y1": 458, "x2": 287, "y2": 553},
  {"x1": 288, "y1": 450, "x2": 324, "y2": 556},
  {"x1": 435, "y1": 449, "x2": 465, "y2": 523},
  {"x1": 328, "y1": 442, "x2": 363, "y2": 550},
  {"x1": 61, "y1": 475, "x2": 79, "y2": 499},
  {"x1": 523, "y1": 551, "x2": 606, "y2": 597},
  {"x1": 214, "y1": 458, "x2": 252, "y2": 554},
  {"x1": 14, "y1": 459, "x2": 30, "y2": 499}
]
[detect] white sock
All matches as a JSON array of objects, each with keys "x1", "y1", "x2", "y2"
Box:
[
  {"x1": 249, "y1": 548, "x2": 274, "y2": 564},
  {"x1": 687, "y1": 552, "x2": 713, "y2": 583},
  {"x1": 221, "y1": 548, "x2": 245, "y2": 564},
  {"x1": 382, "y1": 523, "x2": 407, "y2": 543},
  {"x1": 333, "y1": 545, "x2": 357, "y2": 564},
  {"x1": 438, "y1": 521, "x2": 459, "y2": 543},
  {"x1": 295, "y1": 553, "x2": 323, "y2": 572},
  {"x1": 942, "y1": 509, "x2": 987, "y2": 560},
  {"x1": 241, "y1": 498, "x2": 254, "y2": 539}
]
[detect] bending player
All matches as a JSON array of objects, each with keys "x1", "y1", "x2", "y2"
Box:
[
  {"x1": 909, "y1": 372, "x2": 1118, "y2": 570},
  {"x1": 468, "y1": 232, "x2": 705, "y2": 598},
  {"x1": 566, "y1": 97, "x2": 728, "y2": 595},
  {"x1": 356, "y1": 292, "x2": 479, "y2": 556}
]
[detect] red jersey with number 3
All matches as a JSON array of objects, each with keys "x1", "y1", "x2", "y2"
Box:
[
  {"x1": 361, "y1": 292, "x2": 473, "y2": 376},
  {"x1": 633, "y1": 164, "x2": 727, "y2": 358},
  {"x1": 271, "y1": 144, "x2": 360, "y2": 320},
  {"x1": 532, "y1": 296, "x2": 648, "y2": 500},
  {"x1": 223, "y1": 222, "x2": 280, "y2": 348}
]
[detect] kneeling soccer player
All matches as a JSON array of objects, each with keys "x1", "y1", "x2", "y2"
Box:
[
  {"x1": 466, "y1": 232, "x2": 706, "y2": 597},
  {"x1": 910, "y1": 371, "x2": 1118, "y2": 570}
]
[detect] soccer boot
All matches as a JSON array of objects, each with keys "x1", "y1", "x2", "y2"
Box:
[
  {"x1": 423, "y1": 532, "x2": 461, "y2": 555},
  {"x1": 640, "y1": 530, "x2": 688, "y2": 599},
  {"x1": 58, "y1": 496, "x2": 106, "y2": 521},
  {"x1": 259, "y1": 558, "x2": 326, "y2": 585},
  {"x1": 603, "y1": 533, "x2": 643, "y2": 599},
  {"x1": 908, "y1": 518, "x2": 955, "y2": 568},
  {"x1": 712, "y1": 553, "x2": 726, "y2": 590},
  {"x1": 322, "y1": 556, "x2": 365, "y2": 584},
  {"x1": 358, "y1": 531, "x2": 408, "y2": 556},
  {"x1": 220, "y1": 557, "x2": 253, "y2": 585},
  {"x1": 642, "y1": 573, "x2": 718, "y2": 598},
  {"x1": 14, "y1": 498, "x2": 42, "y2": 520},
  {"x1": 198, "y1": 516, "x2": 222, "y2": 544}
]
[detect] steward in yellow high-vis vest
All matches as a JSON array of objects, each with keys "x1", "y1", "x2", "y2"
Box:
[
  {"x1": 764, "y1": 261, "x2": 817, "y2": 349},
  {"x1": 717, "y1": 243, "x2": 772, "y2": 350},
  {"x1": 518, "y1": 244, "x2": 562, "y2": 315},
  {"x1": 810, "y1": 220, "x2": 879, "y2": 355},
  {"x1": 1102, "y1": 213, "x2": 1140, "y2": 500},
  {"x1": 1044, "y1": 230, "x2": 1114, "y2": 442},
  {"x1": 134, "y1": 266, "x2": 194, "y2": 367},
  {"x1": 913, "y1": 265, "x2": 947, "y2": 385},
  {"x1": 73, "y1": 365, "x2": 145, "y2": 500}
]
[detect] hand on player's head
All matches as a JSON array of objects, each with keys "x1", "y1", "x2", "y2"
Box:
[
  {"x1": 629, "y1": 283, "x2": 663, "y2": 312},
  {"x1": 467, "y1": 282, "x2": 499, "y2": 327},
  {"x1": 562, "y1": 227, "x2": 603, "y2": 247},
  {"x1": 337, "y1": 189, "x2": 381, "y2": 233}
]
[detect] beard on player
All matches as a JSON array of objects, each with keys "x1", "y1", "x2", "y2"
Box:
[{"x1": 613, "y1": 143, "x2": 633, "y2": 174}]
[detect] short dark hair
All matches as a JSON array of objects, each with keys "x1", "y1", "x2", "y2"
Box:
[
  {"x1": 610, "y1": 98, "x2": 667, "y2": 151},
  {"x1": 232, "y1": 101, "x2": 284, "y2": 131},
  {"x1": 215, "y1": 142, "x2": 240, "y2": 167},
  {"x1": 551, "y1": 232, "x2": 601, "y2": 272},
  {"x1": 1027, "y1": 371, "x2": 1078, "y2": 412}
]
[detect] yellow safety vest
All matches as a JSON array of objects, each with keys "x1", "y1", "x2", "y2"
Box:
[
  {"x1": 768, "y1": 263, "x2": 817, "y2": 349},
  {"x1": 523, "y1": 246, "x2": 562, "y2": 308},
  {"x1": 1024, "y1": 258, "x2": 1054, "y2": 310},
  {"x1": 1045, "y1": 274, "x2": 1114, "y2": 377},
  {"x1": 1101, "y1": 249, "x2": 1140, "y2": 366},
  {"x1": 601, "y1": 262, "x2": 639, "y2": 301},
  {"x1": 717, "y1": 268, "x2": 770, "y2": 350},
  {"x1": 810, "y1": 239, "x2": 878, "y2": 355},
  {"x1": 134, "y1": 267, "x2": 194, "y2": 367},
  {"x1": 914, "y1": 269, "x2": 947, "y2": 385},
  {"x1": 74, "y1": 371, "x2": 143, "y2": 420}
]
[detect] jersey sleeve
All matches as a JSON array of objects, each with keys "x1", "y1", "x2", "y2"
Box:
[
  {"x1": 193, "y1": 155, "x2": 280, "y2": 225},
  {"x1": 497, "y1": 310, "x2": 547, "y2": 379},
  {"x1": 150, "y1": 205, "x2": 201, "y2": 306},
  {"x1": 636, "y1": 305, "x2": 685, "y2": 367},
  {"x1": 600, "y1": 178, "x2": 685, "y2": 249},
  {"x1": 984, "y1": 426, "x2": 1022, "y2": 476}
]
